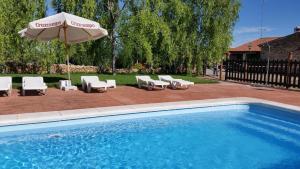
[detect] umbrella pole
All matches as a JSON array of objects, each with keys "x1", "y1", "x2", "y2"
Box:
[
  {"x1": 66, "y1": 48, "x2": 70, "y2": 80},
  {"x1": 63, "y1": 26, "x2": 71, "y2": 81}
]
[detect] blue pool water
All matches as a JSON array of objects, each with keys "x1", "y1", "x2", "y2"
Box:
[{"x1": 1, "y1": 104, "x2": 300, "y2": 169}]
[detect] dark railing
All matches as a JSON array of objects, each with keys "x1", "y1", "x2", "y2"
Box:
[{"x1": 224, "y1": 59, "x2": 300, "y2": 89}]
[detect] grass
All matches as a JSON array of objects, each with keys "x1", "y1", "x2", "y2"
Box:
[{"x1": 1, "y1": 73, "x2": 218, "y2": 88}]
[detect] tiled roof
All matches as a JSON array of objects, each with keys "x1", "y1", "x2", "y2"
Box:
[
  {"x1": 229, "y1": 37, "x2": 279, "y2": 52},
  {"x1": 259, "y1": 32, "x2": 300, "y2": 46}
]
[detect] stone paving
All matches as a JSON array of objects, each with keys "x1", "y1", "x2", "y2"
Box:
[{"x1": 0, "y1": 82, "x2": 299, "y2": 115}]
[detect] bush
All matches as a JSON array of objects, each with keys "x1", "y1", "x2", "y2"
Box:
[{"x1": 131, "y1": 63, "x2": 145, "y2": 73}]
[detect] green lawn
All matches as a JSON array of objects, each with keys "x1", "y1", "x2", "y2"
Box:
[{"x1": 1, "y1": 73, "x2": 218, "y2": 88}]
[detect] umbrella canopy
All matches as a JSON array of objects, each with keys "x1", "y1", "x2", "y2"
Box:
[
  {"x1": 18, "y1": 28, "x2": 27, "y2": 38},
  {"x1": 19, "y1": 12, "x2": 108, "y2": 80},
  {"x1": 19, "y1": 12, "x2": 108, "y2": 44}
]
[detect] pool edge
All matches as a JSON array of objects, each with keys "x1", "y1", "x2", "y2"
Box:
[{"x1": 1, "y1": 97, "x2": 300, "y2": 127}]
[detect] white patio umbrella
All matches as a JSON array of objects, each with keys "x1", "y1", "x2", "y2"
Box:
[
  {"x1": 18, "y1": 28, "x2": 27, "y2": 38},
  {"x1": 18, "y1": 12, "x2": 108, "y2": 80}
]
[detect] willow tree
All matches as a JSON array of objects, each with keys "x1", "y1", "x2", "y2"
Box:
[
  {"x1": 192, "y1": 0, "x2": 240, "y2": 74},
  {"x1": 119, "y1": 0, "x2": 240, "y2": 74},
  {"x1": 94, "y1": 0, "x2": 129, "y2": 74},
  {"x1": 119, "y1": 0, "x2": 172, "y2": 71},
  {"x1": 161, "y1": 0, "x2": 196, "y2": 74}
]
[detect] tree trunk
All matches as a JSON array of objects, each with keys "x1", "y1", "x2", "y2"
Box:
[
  {"x1": 202, "y1": 60, "x2": 206, "y2": 76},
  {"x1": 108, "y1": 0, "x2": 117, "y2": 75},
  {"x1": 111, "y1": 32, "x2": 116, "y2": 75}
]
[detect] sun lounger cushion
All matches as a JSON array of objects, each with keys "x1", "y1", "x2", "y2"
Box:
[
  {"x1": 0, "y1": 77, "x2": 12, "y2": 91},
  {"x1": 136, "y1": 75, "x2": 169, "y2": 90},
  {"x1": 158, "y1": 75, "x2": 194, "y2": 88},
  {"x1": 22, "y1": 77, "x2": 47, "y2": 90},
  {"x1": 81, "y1": 76, "x2": 108, "y2": 92}
]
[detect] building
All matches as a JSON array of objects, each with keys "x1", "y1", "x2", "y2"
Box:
[
  {"x1": 228, "y1": 37, "x2": 278, "y2": 60},
  {"x1": 229, "y1": 27, "x2": 300, "y2": 60},
  {"x1": 259, "y1": 27, "x2": 300, "y2": 60}
]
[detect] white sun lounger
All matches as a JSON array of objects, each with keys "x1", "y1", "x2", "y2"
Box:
[
  {"x1": 158, "y1": 75, "x2": 194, "y2": 89},
  {"x1": 22, "y1": 77, "x2": 48, "y2": 96},
  {"x1": 0, "y1": 77, "x2": 12, "y2": 96},
  {"x1": 136, "y1": 75, "x2": 169, "y2": 90},
  {"x1": 81, "y1": 76, "x2": 108, "y2": 93}
]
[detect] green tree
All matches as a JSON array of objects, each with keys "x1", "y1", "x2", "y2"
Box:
[
  {"x1": 0, "y1": 0, "x2": 46, "y2": 72},
  {"x1": 161, "y1": 0, "x2": 195, "y2": 73},
  {"x1": 119, "y1": 0, "x2": 240, "y2": 74},
  {"x1": 192, "y1": 0, "x2": 240, "y2": 74},
  {"x1": 119, "y1": 0, "x2": 172, "y2": 71},
  {"x1": 95, "y1": 0, "x2": 129, "y2": 74},
  {"x1": 1, "y1": 0, "x2": 240, "y2": 75}
]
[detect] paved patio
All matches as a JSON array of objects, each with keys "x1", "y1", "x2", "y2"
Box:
[{"x1": 0, "y1": 82, "x2": 300, "y2": 115}]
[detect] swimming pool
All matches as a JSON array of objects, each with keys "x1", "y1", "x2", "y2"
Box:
[{"x1": 1, "y1": 103, "x2": 300, "y2": 168}]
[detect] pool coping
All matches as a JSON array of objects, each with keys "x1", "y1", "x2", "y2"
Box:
[{"x1": 1, "y1": 97, "x2": 300, "y2": 127}]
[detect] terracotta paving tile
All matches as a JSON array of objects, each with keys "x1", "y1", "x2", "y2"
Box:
[{"x1": 0, "y1": 82, "x2": 300, "y2": 115}]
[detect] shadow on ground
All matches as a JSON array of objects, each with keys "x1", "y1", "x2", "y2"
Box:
[
  {"x1": 18, "y1": 90, "x2": 46, "y2": 96},
  {"x1": 12, "y1": 76, "x2": 66, "y2": 84},
  {"x1": 0, "y1": 91, "x2": 9, "y2": 97}
]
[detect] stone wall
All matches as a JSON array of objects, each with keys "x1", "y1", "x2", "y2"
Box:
[
  {"x1": 261, "y1": 32, "x2": 300, "y2": 60},
  {"x1": 50, "y1": 64, "x2": 99, "y2": 73},
  {"x1": 2, "y1": 63, "x2": 161, "y2": 74},
  {"x1": 50, "y1": 64, "x2": 141, "y2": 74}
]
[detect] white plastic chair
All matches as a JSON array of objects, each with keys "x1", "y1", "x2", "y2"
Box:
[
  {"x1": 0, "y1": 76, "x2": 12, "y2": 96},
  {"x1": 59, "y1": 80, "x2": 77, "y2": 91}
]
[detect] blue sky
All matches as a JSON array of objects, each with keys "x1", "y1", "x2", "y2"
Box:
[
  {"x1": 46, "y1": 0, "x2": 55, "y2": 15},
  {"x1": 232, "y1": 0, "x2": 300, "y2": 47},
  {"x1": 46, "y1": 0, "x2": 299, "y2": 47}
]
